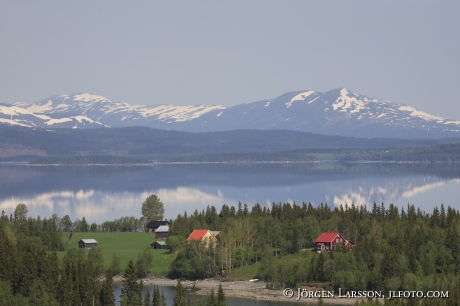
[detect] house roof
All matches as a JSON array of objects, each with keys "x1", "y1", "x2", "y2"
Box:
[
  {"x1": 315, "y1": 232, "x2": 340, "y2": 243},
  {"x1": 187, "y1": 229, "x2": 210, "y2": 241},
  {"x1": 79, "y1": 239, "x2": 98, "y2": 244},
  {"x1": 155, "y1": 225, "x2": 170, "y2": 233},
  {"x1": 146, "y1": 220, "x2": 169, "y2": 229}
]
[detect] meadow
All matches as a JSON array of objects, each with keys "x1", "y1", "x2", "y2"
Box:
[
  {"x1": 59, "y1": 231, "x2": 270, "y2": 280},
  {"x1": 60, "y1": 231, "x2": 175, "y2": 276}
]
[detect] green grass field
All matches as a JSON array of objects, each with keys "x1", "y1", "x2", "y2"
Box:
[
  {"x1": 59, "y1": 232, "x2": 175, "y2": 276},
  {"x1": 59, "y1": 233, "x2": 315, "y2": 280}
]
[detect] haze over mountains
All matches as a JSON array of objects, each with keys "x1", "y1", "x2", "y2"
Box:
[{"x1": 1, "y1": 88, "x2": 459, "y2": 139}]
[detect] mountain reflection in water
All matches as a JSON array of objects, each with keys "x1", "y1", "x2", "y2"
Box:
[{"x1": 0, "y1": 163, "x2": 459, "y2": 223}]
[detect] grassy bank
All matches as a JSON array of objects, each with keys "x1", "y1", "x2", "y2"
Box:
[{"x1": 59, "y1": 232, "x2": 175, "y2": 276}]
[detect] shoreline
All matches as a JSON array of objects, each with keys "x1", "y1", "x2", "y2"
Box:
[{"x1": 115, "y1": 276, "x2": 361, "y2": 305}]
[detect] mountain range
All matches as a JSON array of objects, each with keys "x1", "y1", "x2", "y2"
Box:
[{"x1": 1, "y1": 88, "x2": 459, "y2": 138}]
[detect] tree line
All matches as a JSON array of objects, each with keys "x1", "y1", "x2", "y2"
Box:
[
  {"x1": 0, "y1": 204, "x2": 225, "y2": 306},
  {"x1": 1, "y1": 198, "x2": 459, "y2": 305},
  {"x1": 166, "y1": 201, "x2": 460, "y2": 306}
]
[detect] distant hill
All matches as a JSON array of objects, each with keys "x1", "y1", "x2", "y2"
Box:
[
  {"x1": 1, "y1": 126, "x2": 458, "y2": 163},
  {"x1": 1, "y1": 88, "x2": 460, "y2": 138}
]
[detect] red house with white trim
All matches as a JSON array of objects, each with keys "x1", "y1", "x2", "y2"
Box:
[{"x1": 314, "y1": 232, "x2": 353, "y2": 252}]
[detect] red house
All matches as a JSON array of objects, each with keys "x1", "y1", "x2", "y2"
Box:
[
  {"x1": 187, "y1": 229, "x2": 212, "y2": 241},
  {"x1": 314, "y1": 232, "x2": 353, "y2": 252},
  {"x1": 187, "y1": 229, "x2": 221, "y2": 248}
]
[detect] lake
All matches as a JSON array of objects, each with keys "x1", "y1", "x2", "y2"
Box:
[
  {"x1": 113, "y1": 284, "x2": 309, "y2": 306},
  {"x1": 0, "y1": 162, "x2": 459, "y2": 223}
]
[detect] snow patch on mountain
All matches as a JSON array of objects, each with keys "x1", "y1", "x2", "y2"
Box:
[
  {"x1": 286, "y1": 90, "x2": 315, "y2": 108},
  {"x1": 0, "y1": 104, "x2": 35, "y2": 116},
  {"x1": 140, "y1": 105, "x2": 225, "y2": 122},
  {"x1": 46, "y1": 117, "x2": 73, "y2": 125},
  {"x1": 332, "y1": 88, "x2": 369, "y2": 114},
  {"x1": 398, "y1": 105, "x2": 445, "y2": 123},
  {"x1": 16, "y1": 100, "x2": 55, "y2": 113},
  {"x1": 73, "y1": 93, "x2": 111, "y2": 103},
  {"x1": 0, "y1": 117, "x2": 30, "y2": 127},
  {"x1": 306, "y1": 96, "x2": 320, "y2": 104}
]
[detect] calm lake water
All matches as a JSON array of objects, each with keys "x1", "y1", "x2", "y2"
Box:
[
  {"x1": 113, "y1": 284, "x2": 303, "y2": 306},
  {"x1": 1, "y1": 162, "x2": 459, "y2": 223},
  {"x1": 2, "y1": 162, "x2": 458, "y2": 305}
]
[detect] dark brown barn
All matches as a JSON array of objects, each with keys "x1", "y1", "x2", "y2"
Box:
[{"x1": 78, "y1": 239, "x2": 98, "y2": 249}]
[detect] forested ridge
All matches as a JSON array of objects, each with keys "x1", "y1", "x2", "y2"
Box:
[
  {"x1": 2, "y1": 125, "x2": 460, "y2": 164},
  {"x1": 0, "y1": 201, "x2": 459, "y2": 305},
  {"x1": 167, "y1": 202, "x2": 460, "y2": 305}
]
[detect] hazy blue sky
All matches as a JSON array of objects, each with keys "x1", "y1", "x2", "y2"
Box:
[{"x1": 1, "y1": 1, "x2": 459, "y2": 119}]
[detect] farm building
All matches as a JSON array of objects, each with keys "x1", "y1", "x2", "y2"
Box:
[
  {"x1": 151, "y1": 240, "x2": 169, "y2": 250},
  {"x1": 314, "y1": 232, "x2": 353, "y2": 252},
  {"x1": 78, "y1": 239, "x2": 98, "y2": 249},
  {"x1": 146, "y1": 220, "x2": 169, "y2": 233},
  {"x1": 154, "y1": 224, "x2": 170, "y2": 239},
  {"x1": 187, "y1": 229, "x2": 221, "y2": 248}
]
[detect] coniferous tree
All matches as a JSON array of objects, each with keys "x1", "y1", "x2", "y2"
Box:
[
  {"x1": 144, "y1": 289, "x2": 152, "y2": 306},
  {"x1": 100, "y1": 270, "x2": 115, "y2": 306},
  {"x1": 217, "y1": 284, "x2": 226, "y2": 306},
  {"x1": 136, "y1": 247, "x2": 153, "y2": 278},
  {"x1": 152, "y1": 285, "x2": 161, "y2": 306},
  {"x1": 173, "y1": 280, "x2": 188, "y2": 306},
  {"x1": 110, "y1": 253, "x2": 122, "y2": 275},
  {"x1": 120, "y1": 260, "x2": 142, "y2": 306},
  {"x1": 80, "y1": 216, "x2": 89, "y2": 232},
  {"x1": 0, "y1": 280, "x2": 29, "y2": 306},
  {"x1": 28, "y1": 279, "x2": 59, "y2": 306},
  {"x1": 206, "y1": 288, "x2": 216, "y2": 306}
]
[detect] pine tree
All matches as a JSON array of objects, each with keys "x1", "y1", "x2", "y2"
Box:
[
  {"x1": 144, "y1": 289, "x2": 152, "y2": 306},
  {"x1": 152, "y1": 285, "x2": 161, "y2": 306},
  {"x1": 217, "y1": 285, "x2": 226, "y2": 306},
  {"x1": 99, "y1": 271, "x2": 115, "y2": 306},
  {"x1": 173, "y1": 280, "x2": 188, "y2": 306},
  {"x1": 120, "y1": 260, "x2": 142, "y2": 306},
  {"x1": 206, "y1": 288, "x2": 216, "y2": 306}
]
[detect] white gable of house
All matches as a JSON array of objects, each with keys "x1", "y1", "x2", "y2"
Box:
[{"x1": 155, "y1": 225, "x2": 170, "y2": 232}]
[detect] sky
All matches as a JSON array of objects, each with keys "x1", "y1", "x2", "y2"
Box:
[{"x1": 1, "y1": 1, "x2": 459, "y2": 119}]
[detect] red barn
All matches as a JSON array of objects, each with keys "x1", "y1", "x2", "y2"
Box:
[{"x1": 315, "y1": 232, "x2": 353, "y2": 252}]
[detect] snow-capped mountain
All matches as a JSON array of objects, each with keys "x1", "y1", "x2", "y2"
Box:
[
  {"x1": 0, "y1": 100, "x2": 105, "y2": 129},
  {"x1": 2, "y1": 89, "x2": 460, "y2": 138},
  {"x1": 5, "y1": 93, "x2": 225, "y2": 129},
  {"x1": 181, "y1": 88, "x2": 460, "y2": 138}
]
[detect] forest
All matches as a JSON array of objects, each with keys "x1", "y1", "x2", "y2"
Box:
[
  {"x1": 166, "y1": 202, "x2": 460, "y2": 306},
  {"x1": 0, "y1": 200, "x2": 459, "y2": 305}
]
